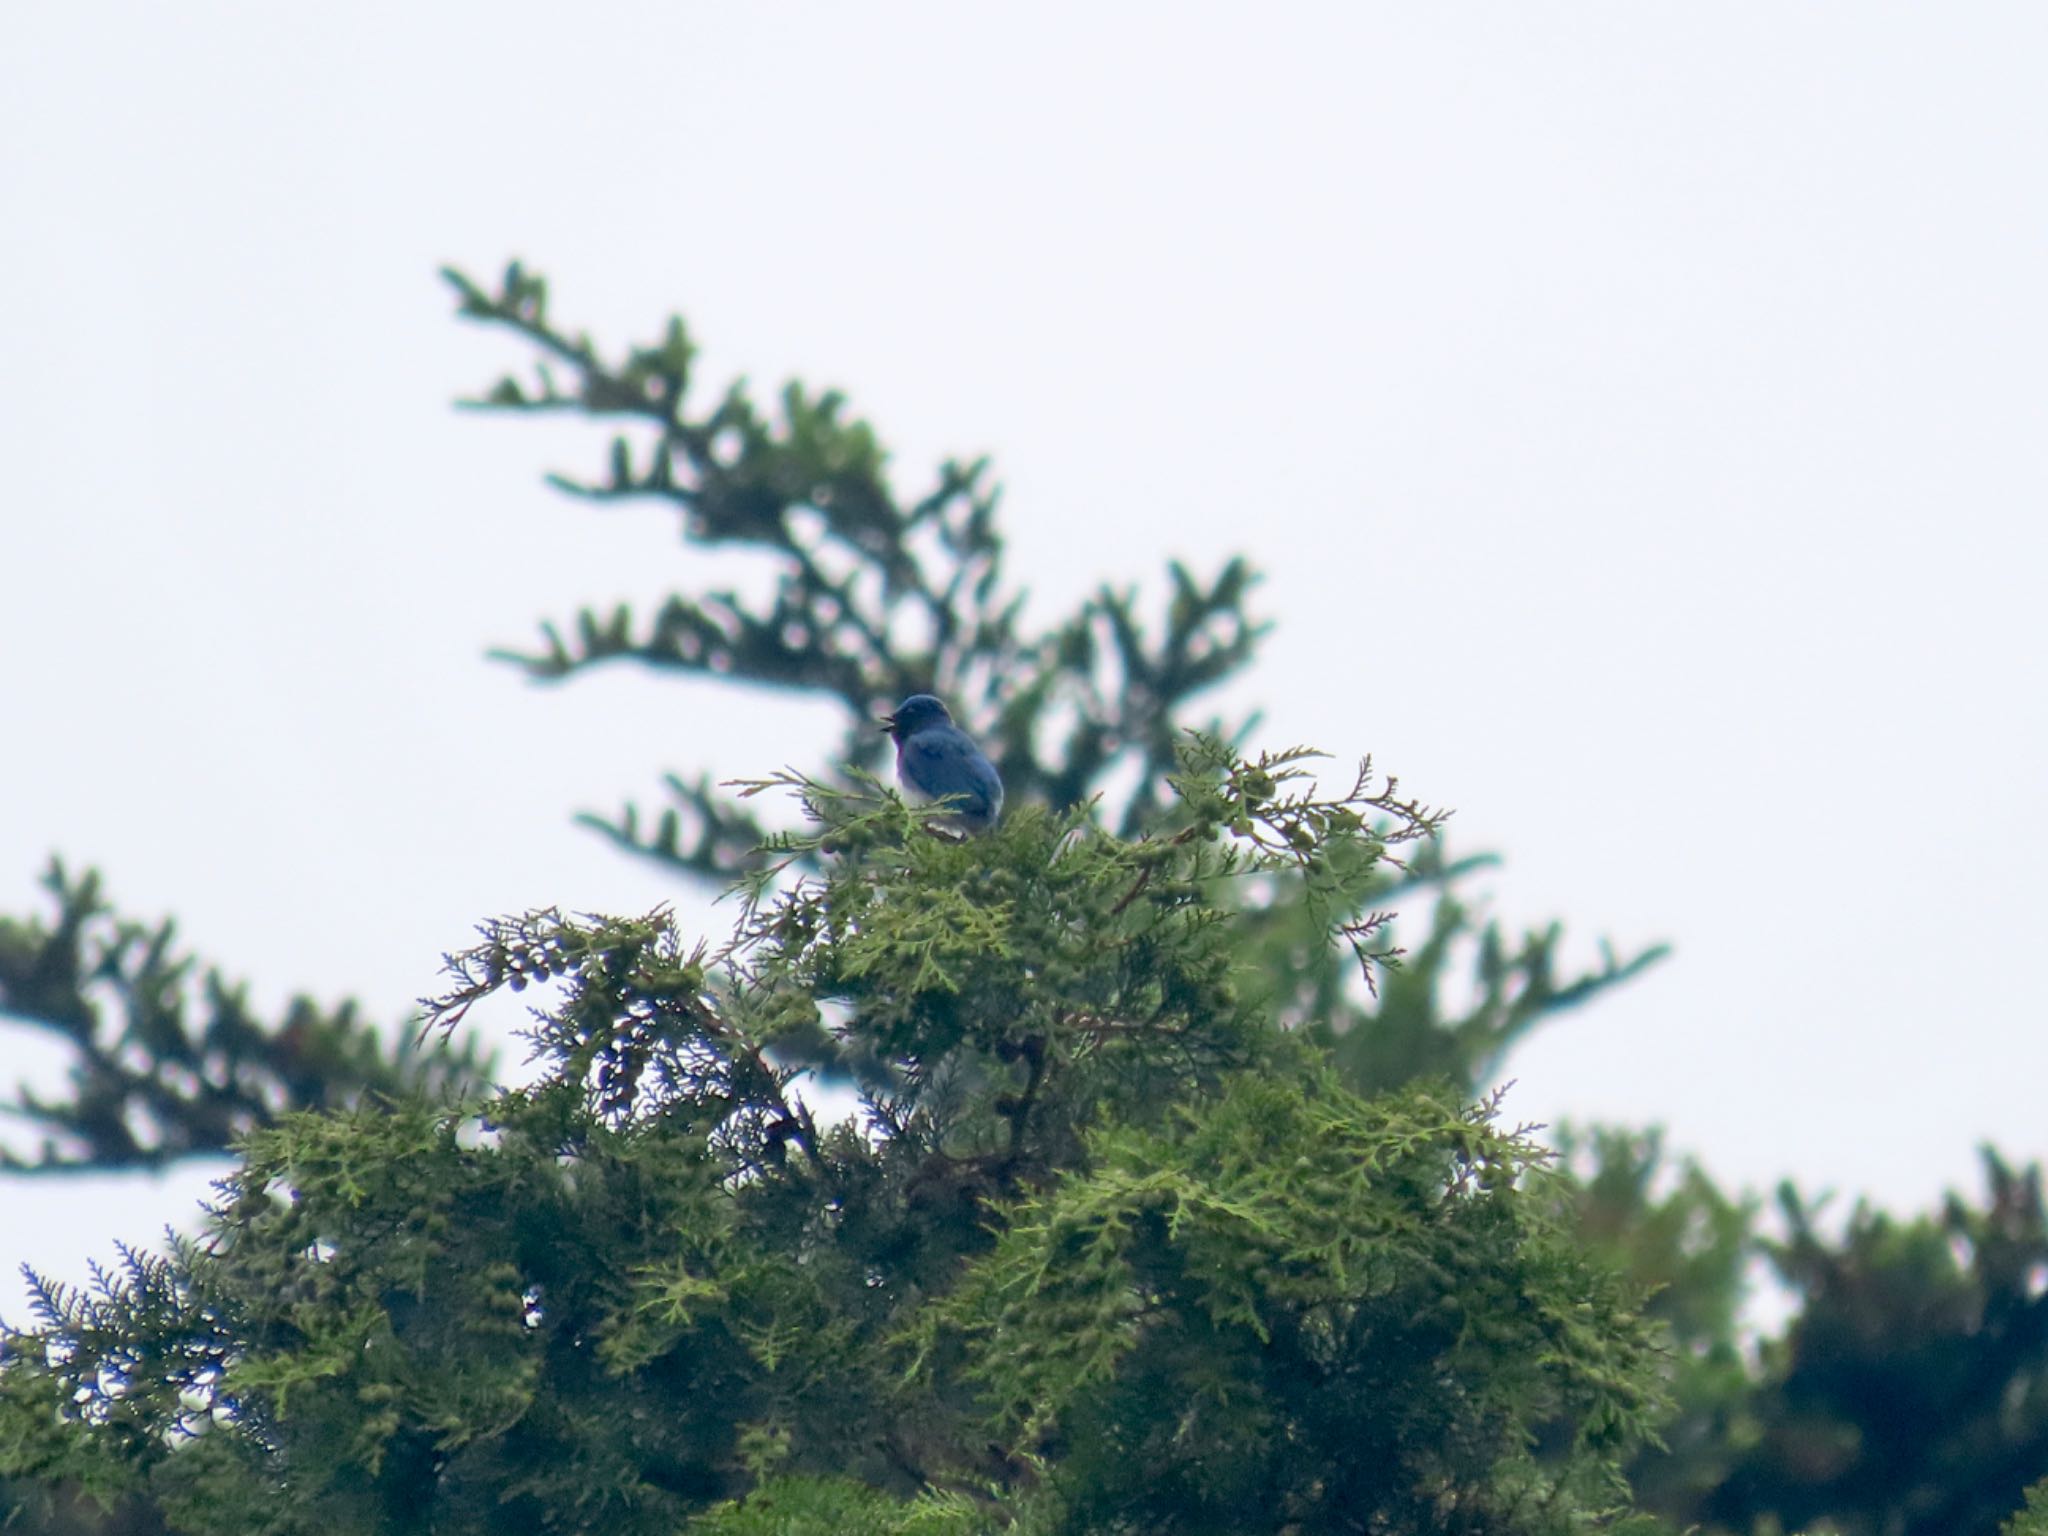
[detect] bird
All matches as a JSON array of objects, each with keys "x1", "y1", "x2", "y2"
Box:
[{"x1": 880, "y1": 694, "x2": 1004, "y2": 835}]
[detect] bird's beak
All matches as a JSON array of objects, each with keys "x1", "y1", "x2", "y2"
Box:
[{"x1": 877, "y1": 714, "x2": 896, "y2": 735}]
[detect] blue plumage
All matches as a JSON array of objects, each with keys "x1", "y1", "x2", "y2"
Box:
[{"x1": 880, "y1": 694, "x2": 1004, "y2": 834}]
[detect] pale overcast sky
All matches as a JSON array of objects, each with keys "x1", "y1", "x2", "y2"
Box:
[{"x1": 4, "y1": 5, "x2": 2045, "y2": 1317}]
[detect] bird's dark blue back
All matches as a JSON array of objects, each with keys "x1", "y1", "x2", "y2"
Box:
[{"x1": 884, "y1": 694, "x2": 1004, "y2": 833}]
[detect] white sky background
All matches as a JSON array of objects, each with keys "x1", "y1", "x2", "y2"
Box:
[{"x1": 3, "y1": 5, "x2": 2044, "y2": 1319}]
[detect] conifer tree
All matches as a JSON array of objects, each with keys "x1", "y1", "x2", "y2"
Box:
[
  {"x1": 1, "y1": 743, "x2": 1678, "y2": 1533},
  {"x1": 14, "y1": 264, "x2": 2044, "y2": 1536},
  {"x1": 0, "y1": 262, "x2": 1655, "y2": 1171},
  {"x1": 1698, "y1": 1154, "x2": 2048, "y2": 1536},
  {"x1": 0, "y1": 266, "x2": 1679, "y2": 1534}
]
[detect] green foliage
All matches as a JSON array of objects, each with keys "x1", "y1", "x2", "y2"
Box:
[
  {"x1": 1548, "y1": 1128, "x2": 1758, "y2": 1520},
  {"x1": 1695, "y1": 1152, "x2": 2048, "y2": 1536},
  {"x1": 2005, "y1": 1476, "x2": 2048, "y2": 1536},
  {"x1": 0, "y1": 858, "x2": 487, "y2": 1172},
  {"x1": 932, "y1": 1073, "x2": 1667, "y2": 1533},
  {"x1": 2, "y1": 747, "x2": 1674, "y2": 1534},
  {"x1": 1532, "y1": 1138, "x2": 2048, "y2": 1536},
  {"x1": 684, "y1": 1474, "x2": 1020, "y2": 1536}
]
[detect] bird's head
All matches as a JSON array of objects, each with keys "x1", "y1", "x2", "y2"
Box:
[{"x1": 879, "y1": 694, "x2": 953, "y2": 744}]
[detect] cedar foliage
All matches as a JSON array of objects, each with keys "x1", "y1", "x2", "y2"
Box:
[{"x1": 3, "y1": 759, "x2": 1672, "y2": 1533}]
